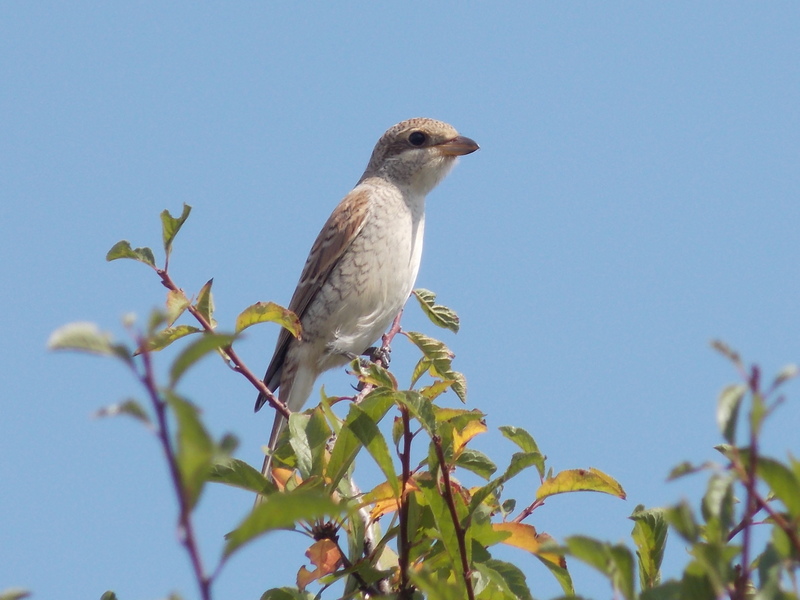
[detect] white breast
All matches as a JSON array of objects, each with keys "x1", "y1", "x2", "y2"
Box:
[{"x1": 317, "y1": 183, "x2": 426, "y2": 365}]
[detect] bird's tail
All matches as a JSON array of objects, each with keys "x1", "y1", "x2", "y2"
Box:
[{"x1": 255, "y1": 366, "x2": 317, "y2": 505}]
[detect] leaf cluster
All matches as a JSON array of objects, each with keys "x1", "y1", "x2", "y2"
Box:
[{"x1": 43, "y1": 208, "x2": 800, "y2": 600}]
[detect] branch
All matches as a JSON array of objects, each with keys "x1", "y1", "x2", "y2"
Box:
[
  {"x1": 381, "y1": 309, "x2": 404, "y2": 358},
  {"x1": 156, "y1": 268, "x2": 290, "y2": 419},
  {"x1": 139, "y1": 345, "x2": 212, "y2": 600},
  {"x1": 433, "y1": 436, "x2": 475, "y2": 600}
]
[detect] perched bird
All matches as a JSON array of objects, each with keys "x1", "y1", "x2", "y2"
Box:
[{"x1": 255, "y1": 117, "x2": 478, "y2": 476}]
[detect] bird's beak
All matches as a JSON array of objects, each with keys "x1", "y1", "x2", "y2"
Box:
[{"x1": 436, "y1": 135, "x2": 480, "y2": 156}]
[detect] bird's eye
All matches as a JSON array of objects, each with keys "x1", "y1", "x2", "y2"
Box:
[{"x1": 408, "y1": 131, "x2": 427, "y2": 146}]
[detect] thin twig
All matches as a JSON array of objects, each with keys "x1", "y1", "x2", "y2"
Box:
[
  {"x1": 726, "y1": 505, "x2": 765, "y2": 542},
  {"x1": 139, "y1": 345, "x2": 212, "y2": 600},
  {"x1": 433, "y1": 436, "x2": 475, "y2": 600},
  {"x1": 512, "y1": 497, "x2": 546, "y2": 524},
  {"x1": 397, "y1": 406, "x2": 414, "y2": 599}
]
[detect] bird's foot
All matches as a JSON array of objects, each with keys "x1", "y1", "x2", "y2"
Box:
[{"x1": 363, "y1": 345, "x2": 391, "y2": 368}]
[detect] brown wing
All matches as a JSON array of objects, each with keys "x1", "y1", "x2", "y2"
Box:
[{"x1": 255, "y1": 188, "x2": 372, "y2": 410}]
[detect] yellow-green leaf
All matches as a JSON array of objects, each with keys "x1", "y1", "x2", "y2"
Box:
[
  {"x1": 235, "y1": 301, "x2": 302, "y2": 338},
  {"x1": 195, "y1": 279, "x2": 215, "y2": 326},
  {"x1": 349, "y1": 358, "x2": 397, "y2": 390},
  {"x1": 537, "y1": 468, "x2": 626, "y2": 500},
  {"x1": 48, "y1": 322, "x2": 131, "y2": 364},
  {"x1": 412, "y1": 288, "x2": 460, "y2": 333},
  {"x1": 161, "y1": 203, "x2": 192, "y2": 257},
  {"x1": 716, "y1": 383, "x2": 745, "y2": 444},
  {"x1": 138, "y1": 324, "x2": 201, "y2": 353},
  {"x1": 166, "y1": 289, "x2": 191, "y2": 326}
]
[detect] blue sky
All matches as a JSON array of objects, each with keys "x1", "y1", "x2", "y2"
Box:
[{"x1": 2, "y1": 3, "x2": 799, "y2": 599}]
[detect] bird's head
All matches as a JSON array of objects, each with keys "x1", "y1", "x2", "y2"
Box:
[{"x1": 361, "y1": 118, "x2": 479, "y2": 195}]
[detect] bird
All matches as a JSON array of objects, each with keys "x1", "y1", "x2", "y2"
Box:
[{"x1": 255, "y1": 117, "x2": 478, "y2": 477}]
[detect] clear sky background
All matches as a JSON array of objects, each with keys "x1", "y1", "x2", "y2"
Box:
[{"x1": 2, "y1": 4, "x2": 799, "y2": 599}]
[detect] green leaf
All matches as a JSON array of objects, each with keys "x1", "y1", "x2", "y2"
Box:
[
  {"x1": 139, "y1": 324, "x2": 202, "y2": 353},
  {"x1": 209, "y1": 457, "x2": 274, "y2": 495},
  {"x1": 473, "y1": 559, "x2": 533, "y2": 600},
  {"x1": 688, "y1": 541, "x2": 739, "y2": 595},
  {"x1": 169, "y1": 333, "x2": 235, "y2": 386},
  {"x1": 757, "y1": 456, "x2": 800, "y2": 516},
  {"x1": 305, "y1": 407, "x2": 333, "y2": 476},
  {"x1": 326, "y1": 390, "x2": 394, "y2": 488},
  {"x1": 395, "y1": 390, "x2": 437, "y2": 437},
  {"x1": 716, "y1": 384, "x2": 745, "y2": 444},
  {"x1": 630, "y1": 506, "x2": 667, "y2": 590},
  {"x1": 418, "y1": 478, "x2": 464, "y2": 573},
  {"x1": 288, "y1": 413, "x2": 313, "y2": 477},
  {"x1": 405, "y1": 331, "x2": 467, "y2": 403},
  {"x1": 259, "y1": 589, "x2": 316, "y2": 600},
  {"x1": 93, "y1": 399, "x2": 152, "y2": 426},
  {"x1": 666, "y1": 461, "x2": 712, "y2": 480},
  {"x1": 408, "y1": 571, "x2": 467, "y2": 600},
  {"x1": 167, "y1": 392, "x2": 214, "y2": 509},
  {"x1": 224, "y1": 489, "x2": 345, "y2": 558},
  {"x1": 563, "y1": 535, "x2": 610, "y2": 573},
  {"x1": 608, "y1": 544, "x2": 636, "y2": 600},
  {"x1": 757, "y1": 543, "x2": 783, "y2": 598},
  {"x1": 161, "y1": 203, "x2": 192, "y2": 258},
  {"x1": 194, "y1": 279, "x2": 215, "y2": 326},
  {"x1": 639, "y1": 581, "x2": 682, "y2": 600},
  {"x1": 47, "y1": 322, "x2": 131, "y2": 364},
  {"x1": 235, "y1": 302, "x2": 302, "y2": 338},
  {"x1": 412, "y1": 288, "x2": 460, "y2": 333},
  {"x1": 456, "y1": 448, "x2": 497, "y2": 480},
  {"x1": 449, "y1": 371, "x2": 468, "y2": 404},
  {"x1": 410, "y1": 356, "x2": 431, "y2": 388},
  {"x1": 664, "y1": 500, "x2": 699, "y2": 543},
  {"x1": 499, "y1": 426, "x2": 543, "y2": 476},
  {"x1": 535, "y1": 552, "x2": 574, "y2": 596},
  {"x1": 701, "y1": 473, "x2": 735, "y2": 536},
  {"x1": 564, "y1": 536, "x2": 636, "y2": 600},
  {"x1": 346, "y1": 404, "x2": 398, "y2": 495},
  {"x1": 106, "y1": 240, "x2": 157, "y2": 268}
]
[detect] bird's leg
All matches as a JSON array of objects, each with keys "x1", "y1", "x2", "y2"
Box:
[{"x1": 367, "y1": 308, "x2": 404, "y2": 369}]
